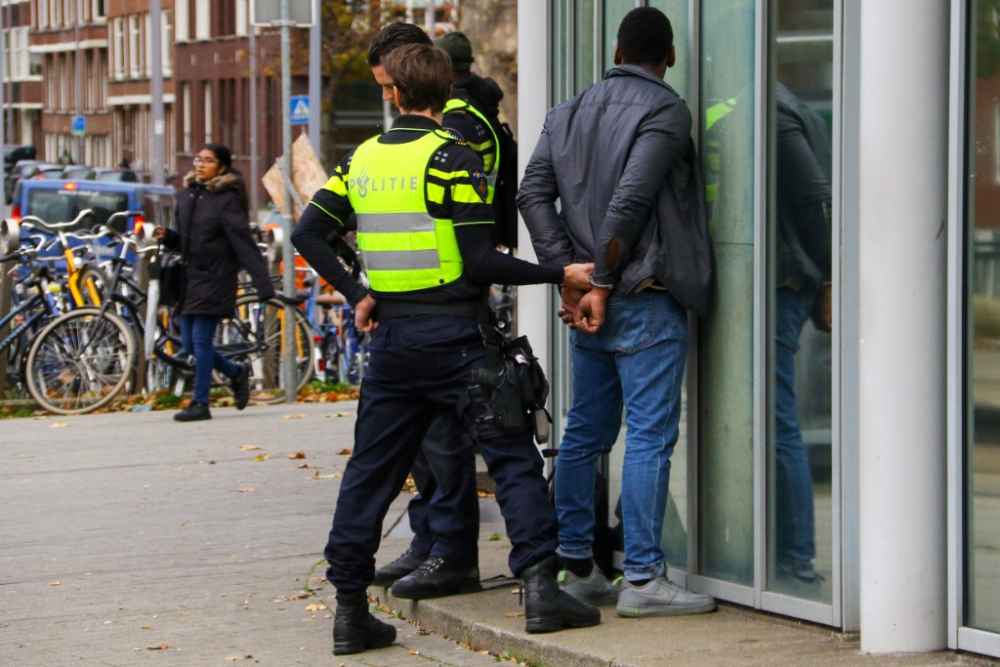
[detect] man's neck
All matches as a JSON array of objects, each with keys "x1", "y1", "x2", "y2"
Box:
[{"x1": 400, "y1": 108, "x2": 443, "y2": 126}]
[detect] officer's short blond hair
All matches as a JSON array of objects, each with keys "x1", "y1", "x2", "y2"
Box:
[{"x1": 381, "y1": 44, "x2": 453, "y2": 114}]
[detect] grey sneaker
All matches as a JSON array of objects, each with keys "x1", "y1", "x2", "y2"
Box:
[
  {"x1": 557, "y1": 567, "x2": 620, "y2": 606},
  {"x1": 617, "y1": 576, "x2": 717, "y2": 617}
]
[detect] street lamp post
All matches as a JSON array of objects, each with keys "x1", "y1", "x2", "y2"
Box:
[
  {"x1": 149, "y1": 0, "x2": 165, "y2": 186},
  {"x1": 280, "y1": 0, "x2": 297, "y2": 404}
]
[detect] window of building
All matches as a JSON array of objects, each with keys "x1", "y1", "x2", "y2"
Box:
[
  {"x1": 162, "y1": 10, "x2": 173, "y2": 76},
  {"x1": 92, "y1": 0, "x2": 105, "y2": 21},
  {"x1": 128, "y1": 13, "x2": 142, "y2": 78},
  {"x1": 236, "y1": 0, "x2": 248, "y2": 36},
  {"x1": 195, "y1": 0, "x2": 209, "y2": 40},
  {"x1": 37, "y1": 0, "x2": 48, "y2": 29},
  {"x1": 145, "y1": 12, "x2": 152, "y2": 78},
  {"x1": 111, "y1": 16, "x2": 125, "y2": 80},
  {"x1": 182, "y1": 82, "x2": 191, "y2": 152},
  {"x1": 203, "y1": 81, "x2": 212, "y2": 143},
  {"x1": 176, "y1": 0, "x2": 189, "y2": 41}
]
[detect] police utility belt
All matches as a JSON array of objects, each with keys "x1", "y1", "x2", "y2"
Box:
[{"x1": 378, "y1": 299, "x2": 553, "y2": 445}]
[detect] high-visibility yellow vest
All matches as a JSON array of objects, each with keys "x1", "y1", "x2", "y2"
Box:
[
  {"x1": 444, "y1": 96, "x2": 499, "y2": 193},
  {"x1": 347, "y1": 129, "x2": 464, "y2": 294}
]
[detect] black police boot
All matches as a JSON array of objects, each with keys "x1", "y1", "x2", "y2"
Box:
[
  {"x1": 231, "y1": 362, "x2": 251, "y2": 411},
  {"x1": 332, "y1": 590, "x2": 396, "y2": 655},
  {"x1": 522, "y1": 556, "x2": 601, "y2": 634},
  {"x1": 174, "y1": 403, "x2": 211, "y2": 422},
  {"x1": 372, "y1": 548, "x2": 428, "y2": 587},
  {"x1": 390, "y1": 557, "x2": 483, "y2": 600}
]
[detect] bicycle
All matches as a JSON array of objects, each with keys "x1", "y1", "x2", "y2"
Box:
[{"x1": 1, "y1": 240, "x2": 136, "y2": 415}]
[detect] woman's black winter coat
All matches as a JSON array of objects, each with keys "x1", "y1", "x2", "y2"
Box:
[{"x1": 163, "y1": 172, "x2": 275, "y2": 317}]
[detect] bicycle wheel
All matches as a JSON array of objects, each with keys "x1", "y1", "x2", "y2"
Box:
[
  {"x1": 26, "y1": 307, "x2": 136, "y2": 415},
  {"x1": 217, "y1": 295, "x2": 315, "y2": 404},
  {"x1": 75, "y1": 265, "x2": 109, "y2": 307}
]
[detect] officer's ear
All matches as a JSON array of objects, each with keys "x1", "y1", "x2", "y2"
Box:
[
  {"x1": 613, "y1": 43, "x2": 623, "y2": 66},
  {"x1": 666, "y1": 45, "x2": 676, "y2": 69},
  {"x1": 392, "y1": 85, "x2": 405, "y2": 112}
]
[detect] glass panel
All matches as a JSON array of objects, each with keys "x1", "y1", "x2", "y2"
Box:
[
  {"x1": 604, "y1": 0, "x2": 635, "y2": 73},
  {"x1": 649, "y1": 0, "x2": 690, "y2": 100},
  {"x1": 697, "y1": 0, "x2": 757, "y2": 586},
  {"x1": 967, "y1": 0, "x2": 1000, "y2": 634},
  {"x1": 574, "y1": 0, "x2": 597, "y2": 94},
  {"x1": 766, "y1": 0, "x2": 835, "y2": 605},
  {"x1": 551, "y1": 0, "x2": 569, "y2": 105}
]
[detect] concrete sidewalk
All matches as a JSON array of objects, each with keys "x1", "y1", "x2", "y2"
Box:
[{"x1": 1, "y1": 403, "x2": 996, "y2": 666}]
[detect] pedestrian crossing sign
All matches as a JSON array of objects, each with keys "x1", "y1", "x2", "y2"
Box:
[{"x1": 290, "y1": 95, "x2": 310, "y2": 125}]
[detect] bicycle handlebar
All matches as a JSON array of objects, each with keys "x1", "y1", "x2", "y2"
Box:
[{"x1": 21, "y1": 209, "x2": 95, "y2": 231}]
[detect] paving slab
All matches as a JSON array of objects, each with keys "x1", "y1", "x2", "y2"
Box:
[{"x1": 0, "y1": 403, "x2": 502, "y2": 667}]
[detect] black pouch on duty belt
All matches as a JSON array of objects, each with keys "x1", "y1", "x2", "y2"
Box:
[{"x1": 460, "y1": 331, "x2": 553, "y2": 444}]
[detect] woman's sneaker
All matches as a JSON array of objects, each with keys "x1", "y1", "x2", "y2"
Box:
[
  {"x1": 617, "y1": 576, "x2": 716, "y2": 617},
  {"x1": 557, "y1": 566, "x2": 621, "y2": 606}
]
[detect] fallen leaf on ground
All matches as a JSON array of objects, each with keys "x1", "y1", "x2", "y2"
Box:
[
  {"x1": 302, "y1": 616, "x2": 316, "y2": 622},
  {"x1": 297, "y1": 463, "x2": 323, "y2": 469},
  {"x1": 410, "y1": 650, "x2": 420, "y2": 655},
  {"x1": 179, "y1": 522, "x2": 186, "y2": 526},
  {"x1": 224, "y1": 655, "x2": 252, "y2": 661},
  {"x1": 311, "y1": 471, "x2": 342, "y2": 479},
  {"x1": 477, "y1": 489, "x2": 496, "y2": 498},
  {"x1": 252, "y1": 453, "x2": 270, "y2": 461},
  {"x1": 50, "y1": 421, "x2": 69, "y2": 428},
  {"x1": 283, "y1": 413, "x2": 307, "y2": 420},
  {"x1": 146, "y1": 643, "x2": 169, "y2": 650},
  {"x1": 180, "y1": 612, "x2": 190, "y2": 616},
  {"x1": 337, "y1": 449, "x2": 353, "y2": 456},
  {"x1": 141, "y1": 625, "x2": 150, "y2": 629},
  {"x1": 278, "y1": 606, "x2": 286, "y2": 611},
  {"x1": 239, "y1": 445, "x2": 261, "y2": 451},
  {"x1": 504, "y1": 611, "x2": 525, "y2": 617},
  {"x1": 237, "y1": 488, "x2": 255, "y2": 493},
  {"x1": 305, "y1": 603, "x2": 328, "y2": 612},
  {"x1": 286, "y1": 452, "x2": 306, "y2": 459},
  {"x1": 49, "y1": 581, "x2": 59, "y2": 586}
]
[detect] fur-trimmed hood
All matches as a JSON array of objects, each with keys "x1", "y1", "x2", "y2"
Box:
[{"x1": 184, "y1": 171, "x2": 241, "y2": 194}]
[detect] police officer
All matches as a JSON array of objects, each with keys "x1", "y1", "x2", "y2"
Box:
[
  {"x1": 291, "y1": 43, "x2": 601, "y2": 656},
  {"x1": 367, "y1": 25, "x2": 523, "y2": 601}
]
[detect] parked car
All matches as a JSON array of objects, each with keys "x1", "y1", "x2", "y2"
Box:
[
  {"x1": 91, "y1": 167, "x2": 139, "y2": 183},
  {"x1": 61, "y1": 166, "x2": 95, "y2": 181},
  {"x1": 3, "y1": 144, "x2": 36, "y2": 177},
  {"x1": 5, "y1": 160, "x2": 57, "y2": 204}
]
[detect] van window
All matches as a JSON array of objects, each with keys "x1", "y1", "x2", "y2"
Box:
[{"x1": 27, "y1": 188, "x2": 130, "y2": 232}]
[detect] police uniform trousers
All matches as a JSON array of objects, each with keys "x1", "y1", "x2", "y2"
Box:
[
  {"x1": 407, "y1": 414, "x2": 481, "y2": 566},
  {"x1": 324, "y1": 314, "x2": 558, "y2": 593}
]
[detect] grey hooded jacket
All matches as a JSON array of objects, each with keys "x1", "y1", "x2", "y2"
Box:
[{"x1": 517, "y1": 65, "x2": 712, "y2": 316}]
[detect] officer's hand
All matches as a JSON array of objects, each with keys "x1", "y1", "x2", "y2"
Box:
[
  {"x1": 562, "y1": 263, "x2": 595, "y2": 291},
  {"x1": 355, "y1": 294, "x2": 379, "y2": 333},
  {"x1": 575, "y1": 288, "x2": 610, "y2": 334},
  {"x1": 558, "y1": 286, "x2": 586, "y2": 330}
]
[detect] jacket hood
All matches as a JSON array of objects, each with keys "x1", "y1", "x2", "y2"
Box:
[
  {"x1": 453, "y1": 72, "x2": 504, "y2": 117},
  {"x1": 184, "y1": 171, "x2": 242, "y2": 194}
]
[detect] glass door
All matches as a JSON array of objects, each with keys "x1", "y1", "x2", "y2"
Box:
[
  {"x1": 955, "y1": 0, "x2": 1000, "y2": 657},
  {"x1": 763, "y1": 0, "x2": 838, "y2": 623}
]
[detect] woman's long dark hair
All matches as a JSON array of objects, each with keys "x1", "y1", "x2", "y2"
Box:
[{"x1": 202, "y1": 142, "x2": 250, "y2": 215}]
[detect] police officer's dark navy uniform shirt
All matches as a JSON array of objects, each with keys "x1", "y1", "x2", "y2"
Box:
[{"x1": 292, "y1": 115, "x2": 561, "y2": 308}]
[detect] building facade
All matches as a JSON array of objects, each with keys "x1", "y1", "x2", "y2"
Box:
[
  {"x1": 517, "y1": 0, "x2": 1000, "y2": 658},
  {"x1": 106, "y1": 0, "x2": 175, "y2": 178},
  {"x1": 3, "y1": 0, "x2": 42, "y2": 149}
]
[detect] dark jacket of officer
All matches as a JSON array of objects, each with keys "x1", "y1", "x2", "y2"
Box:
[{"x1": 518, "y1": 64, "x2": 712, "y2": 316}]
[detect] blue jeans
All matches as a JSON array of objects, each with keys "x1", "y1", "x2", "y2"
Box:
[
  {"x1": 555, "y1": 291, "x2": 689, "y2": 582},
  {"x1": 179, "y1": 314, "x2": 241, "y2": 405},
  {"x1": 774, "y1": 288, "x2": 817, "y2": 568}
]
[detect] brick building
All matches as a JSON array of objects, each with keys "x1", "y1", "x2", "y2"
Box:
[{"x1": 3, "y1": 0, "x2": 43, "y2": 149}]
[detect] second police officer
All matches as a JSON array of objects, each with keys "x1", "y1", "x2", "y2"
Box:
[
  {"x1": 364, "y1": 23, "x2": 521, "y2": 600},
  {"x1": 291, "y1": 43, "x2": 601, "y2": 656}
]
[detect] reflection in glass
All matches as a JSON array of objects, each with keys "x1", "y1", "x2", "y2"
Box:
[
  {"x1": 767, "y1": 0, "x2": 834, "y2": 605},
  {"x1": 575, "y1": 0, "x2": 597, "y2": 95},
  {"x1": 697, "y1": 0, "x2": 757, "y2": 586},
  {"x1": 967, "y1": 0, "x2": 1000, "y2": 634}
]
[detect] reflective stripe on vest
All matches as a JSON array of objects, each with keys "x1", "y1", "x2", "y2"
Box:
[
  {"x1": 348, "y1": 130, "x2": 463, "y2": 293},
  {"x1": 444, "y1": 96, "x2": 499, "y2": 191}
]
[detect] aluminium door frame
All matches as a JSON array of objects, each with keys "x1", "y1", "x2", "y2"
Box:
[{"x1": 946, "y1": 0, "x2": 1000, "y2": 658}]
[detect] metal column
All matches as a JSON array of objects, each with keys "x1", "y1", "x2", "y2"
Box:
[{"x1": 280, "y1": 0, "x2": 297, "y2": 403}]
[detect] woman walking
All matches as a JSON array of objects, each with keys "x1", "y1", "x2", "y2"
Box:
[{"x1": 154, "y1": 143, "x2": 275, "y2": 422}]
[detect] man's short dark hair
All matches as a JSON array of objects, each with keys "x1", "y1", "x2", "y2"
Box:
[
  {"x1": 382, "y1": 44, "x2": 453, "y2": 113},
  {"x1": 368, "y1": 22, "x2": 432, "y2": 66},
  {"x1": 618, "y1": 7, "x2": 673, "y2": 66}
]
